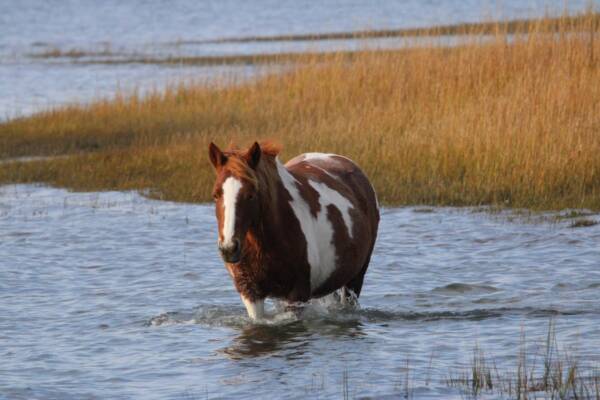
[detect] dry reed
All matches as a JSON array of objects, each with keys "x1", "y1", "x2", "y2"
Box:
[{"x1": 447, "y1": 320, "x2": 600, "y2": 399}]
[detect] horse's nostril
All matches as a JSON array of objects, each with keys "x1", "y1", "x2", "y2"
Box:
[
  {"x1": 219, "y1": 239, "x2": 241, "y2": 257},
  {"x1": 218, "y1": 239, "x2": 241, "y2": 263}
]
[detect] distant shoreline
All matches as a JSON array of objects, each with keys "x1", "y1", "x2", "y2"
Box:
[
  {"x1": 28, "y1": 12, "x2": 600, "y2": 68},
  {"x1": 175, "y1": 12, "x2": 600, "y2": 44}
]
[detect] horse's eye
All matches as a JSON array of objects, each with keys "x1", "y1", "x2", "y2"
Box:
[{"x1": 248, "y1": 193, "x2": 256, "y2": 201}]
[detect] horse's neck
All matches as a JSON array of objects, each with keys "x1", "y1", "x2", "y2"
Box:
[
  {"x1": 248, "y1": 158, "x2": 293, "y2": 259},
  {"x1": 241, "y1": 159, "x2": 307, "y2": 301}
]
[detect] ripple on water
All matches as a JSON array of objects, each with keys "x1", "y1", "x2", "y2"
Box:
[{"x1": 431, "y1": 282, "x2": 500, "y2": 295}]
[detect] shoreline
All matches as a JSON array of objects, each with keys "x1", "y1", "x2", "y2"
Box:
[
  {"x1": 180, "y1": 12, "x2": 600, "y2": 44},
  {"x1": 26, "y1": 12, "x2": 600, "y2": 68}
]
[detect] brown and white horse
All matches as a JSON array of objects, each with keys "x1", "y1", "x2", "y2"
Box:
[{"x1": 208, "y1": 141, "x2": 379, "y2": 320}]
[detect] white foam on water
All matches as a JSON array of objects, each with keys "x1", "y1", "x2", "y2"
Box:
[{"x1": 150, "y1": 290, "x2": 361, "y2": 328}]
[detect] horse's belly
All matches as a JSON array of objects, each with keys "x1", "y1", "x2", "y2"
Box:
[{"x1": 309, "y1": 233, "x2": 369, "y2": 297}]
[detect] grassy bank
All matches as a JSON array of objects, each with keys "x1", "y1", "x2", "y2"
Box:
[{"x1": 1, "y1": 14, "x2": 600, "y2": 208}]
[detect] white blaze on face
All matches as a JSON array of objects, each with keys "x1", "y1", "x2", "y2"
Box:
[
  {"x1": 221, "y1": 176, "x2": 243, "y2": 247},
  {"x1": 276, "y1": 158, "x2": 355, "y2": 292}
]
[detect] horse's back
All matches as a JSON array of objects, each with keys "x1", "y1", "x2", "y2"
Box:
[
  {"x1": 286, "y1": 152, "x2": 378, "y2": 221},
  {"x1": 285, "y1": 152, "x2": 379, "y2": 297}
]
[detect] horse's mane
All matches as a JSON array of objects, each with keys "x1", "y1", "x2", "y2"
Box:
[
  {"x1": 257, "y1": 140, "x2": 282, "y2": 158},
  {"x1": 223, "y1": 140, "x2": 282, "y2": 187}
]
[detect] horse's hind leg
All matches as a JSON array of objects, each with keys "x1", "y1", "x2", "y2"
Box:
[{"x1": 344, "y1": 248, "x2": 374, "y2": 301}]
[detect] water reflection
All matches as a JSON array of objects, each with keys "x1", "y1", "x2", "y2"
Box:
[{"x1": 221, "y1": 317, "x2": 365, "y2": 360}]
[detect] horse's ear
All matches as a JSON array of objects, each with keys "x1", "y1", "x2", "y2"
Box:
[
  {"x1": 246, "y1": 142, "x2": 261, "y2": 169},
  {"x1": 208, "y1": 142, "x2": 227, "y2": 169}
]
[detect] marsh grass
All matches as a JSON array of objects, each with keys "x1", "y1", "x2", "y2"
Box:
[
  {"x1": 2, "y1": 12, "x2": 600, "y2": 208},
  {"x1": 448, "y1": 321, "x2": 600, "y2": 399},
  {"x1": 332, "y1": 320, "x2": 599, "y2": 399}
]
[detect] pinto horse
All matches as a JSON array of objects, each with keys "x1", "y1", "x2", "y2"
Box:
[{"x1": 208, "y1": 141, "x2": 379, "y2": 320}]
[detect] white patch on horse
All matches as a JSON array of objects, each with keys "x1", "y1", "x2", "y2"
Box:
[
  {"x1": 241, "y1": 296, "x2": 265, "y2": 320},
  {"x1": 221, "y1": 176, "x2": 242, "y2": 248},
  {"x1": 276, "y1": 158, "x2": 353, "y2": 292},
  {"x1": 307, "y1": 180, "x2": 354, "y2": 239},
  {"x1": 302, "y1": 152, "x2": 354, "y2": 164},
  {"x1": 302, "y1": 152, "x2": 334, "y2": 162}
]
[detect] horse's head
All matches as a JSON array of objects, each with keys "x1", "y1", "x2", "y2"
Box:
[{"x1": 208, "y1": 141, "x2": 262, "y2": 263}]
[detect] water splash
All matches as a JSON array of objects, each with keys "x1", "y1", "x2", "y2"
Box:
[{"x1": 149, "y1": 289, "x2": 362, "y2": 327}]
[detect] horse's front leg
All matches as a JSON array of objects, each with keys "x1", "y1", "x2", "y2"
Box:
[{"x1": 241, "y1": 296, "x2": 265, "y2": 320}]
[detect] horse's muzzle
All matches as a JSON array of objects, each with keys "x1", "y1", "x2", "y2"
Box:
[{"x1": 218, "y1": 239, "x2": 241, "y2": 263}]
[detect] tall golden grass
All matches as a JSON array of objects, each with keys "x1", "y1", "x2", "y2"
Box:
[{"x1": 1, "y1": 14, "x2": 599, "y2": 209}]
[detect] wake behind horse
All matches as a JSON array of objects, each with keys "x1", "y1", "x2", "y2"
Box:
[{"x1": 208, "y1": 141, "x2": 379, "y2": 320}]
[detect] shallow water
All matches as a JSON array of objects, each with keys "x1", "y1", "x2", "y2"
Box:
[
  {"x1": 1, "y1": 0, "x2": 598, "y2": 118},
  {"x1": 1, "y1": 184, "x2": 600, "y2": 399}
]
